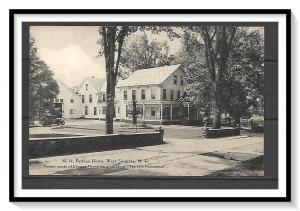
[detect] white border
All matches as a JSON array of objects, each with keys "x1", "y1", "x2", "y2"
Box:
[{"x1": 14, "y1": 13, "x2": 287, "y2": 198}]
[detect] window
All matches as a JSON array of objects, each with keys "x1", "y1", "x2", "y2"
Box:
[
  {"x1": 60, "y1": 99, "x2": 63, "y2": 103},
  {"x1": 70, "y1": 109, "x2": 74, "y2": 115},
  {"x1": 98, "y1": 95, "x2": 101, "y2": 102},
  {"x1": 70, "y1": 99, "x2": 74, "y2": 103},
  {"x1": 124, "y1": 90, "x2": 127, "y2": 100},
  {"x1": 118, "y1": 106, "x2": 120, "y2": 114},
  {"x1": 140, "y1": 107, "x2": 143, "y2": 116},
  {"x1": 102, "y1": 94, "x2": 106, "y2": 101},
  {"x1": 151, "y1": 89, "x2": 156, "y2": 99},
  {"x1": 85, "y1": 106, "x2": 88, "y2": 115},
  {"x1": 102, "y1": 106, "x2": 106, "y2": 115},
  {"x1": 85, "y1": 84, "x2": 88, "y2": 90},
  {"x1": 163, "y1": 89, "x2": 167, "y2": 100},
  {"x1": 126, "y1": 105, "x2": 128, "y2": 117},
  {"x1": 89, "y1": 94, "x2": 92, "y2": 103},
  {"x1": 177, "y1": 90, "x2": 181, "y2": 99},
  {"x1": 99, "y1": 107, "x2": 101, "y2": 114},
  {"x1": 82, "y1": 95, "x2": 85, "y2": 103},
  {"x1": 141, "y1": 89, "x2": 145, "y2": 100},
  {"x1": 170, "y1": 90, "x2": 174, "y2": 100},
  {"x1": 132, "y1": 90, "x2": 136, "y2": 101},
  {"x1": 94, "y1": 107, "x2": 97, "y2": 115},
  {"x1": 54, "y1": 99, "x2": 59, "y2": 103},
  {"x1": 181, "y1": 76, "x2": 184, "y2": 85},
  {"x1": 151, "y1": 107, "x2": 156, "y2": 116},
  {"x1": 173, "y1": 75, "x2": 177, "y2": 84}
]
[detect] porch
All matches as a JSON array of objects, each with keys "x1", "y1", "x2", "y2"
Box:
[{"x1": 123, "y1": 102, "x2": 200, "y2": 124}]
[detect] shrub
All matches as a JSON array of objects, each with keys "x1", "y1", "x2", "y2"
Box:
[
  {"x1": 221, "y1": 117, "x2": 232, "y2": 127},
  {"x1": 40, "y1": 113, "x2": 56, "y2": 126},
  {"x1": 249, "y1": 116, "x2": 264, "y2": 132}
]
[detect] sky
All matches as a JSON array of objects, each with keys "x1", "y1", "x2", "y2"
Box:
[
  {"x1": 30, "y1": 26, "x2": 263, "y2": 87},
  {"x1": 30, "y1": 26, "x2": 181, "y2": 87},
  {"x1": 30, "y1": 26, "x2": 105, "y2": 87}
]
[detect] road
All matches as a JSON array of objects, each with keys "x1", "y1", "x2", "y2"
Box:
[{"x1": 29, "y1": 119, "x2": 264, "y2": 176}]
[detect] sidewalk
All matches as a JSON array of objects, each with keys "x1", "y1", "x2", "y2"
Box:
[{"x1": 29, "y1": 134, "x2": 263, "y2": 176}]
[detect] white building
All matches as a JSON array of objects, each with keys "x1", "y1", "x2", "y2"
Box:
[
  {"x1": 54, "y1": 79, "x2": 81, "y2": 118},
  {"x1": 54, "y1": 76, "x2": 108, "y2": 119},
  {"x1": 54, "y1": 64, "x2": 200, "y2": 124},
  {"x1": 116, "y1": 64, "x2": 187, "y2": 124}
]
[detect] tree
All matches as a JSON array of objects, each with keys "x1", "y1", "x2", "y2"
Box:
[
  {"x1": 120, "y1": 33, "x2": 173, "y2": 78},
  {"x1": 201, "y1": 26, "x2": 237, "y2": 129},
  {"x1": 178, "y1": 27, "x2": 264, "y2": 128},
  {"x1": 223, "y1": 28, "x2": 264, "y2": 123},
  {"x1": 97, "y1": 26, "x2": 131, "y2": 134},
  {"x1": 97, "y1": 26, "x2": 179, "y2": 134},
  {"x1": 174, "y1": 29, "x2": 212, "y2": 115},
  {"x1": 29, "y1": 37, "x2": 59, "y2": 124}
]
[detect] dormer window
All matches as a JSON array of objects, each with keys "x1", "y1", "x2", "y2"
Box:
[
  {"x1": 85, "y1": 84, "x2": 88, "y2": 90},
  {"x1": 174, "y1": 75, "x2": 177, "y2": 84}
]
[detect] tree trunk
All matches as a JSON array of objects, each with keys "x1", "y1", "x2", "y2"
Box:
[
  {"x1": 211, "y1": 81, "x2": 222, "y2": 129},
  {"x1": 103, "y1": 27, "x2": 117, "y2": 134},
  {"x1": 105, "y1": 72, "x2": 116, "y2": 134}
]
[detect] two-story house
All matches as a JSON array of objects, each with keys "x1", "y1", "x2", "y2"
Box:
[
  {"x1": 74, "y1": 76, "x2": 106, "y2": 119},
  {"x1": 54, "y1": 79, "x2": 81, "y2": 118},
  {"x1": 116, "y1": 64, "x2": 186, "y2": 124}
]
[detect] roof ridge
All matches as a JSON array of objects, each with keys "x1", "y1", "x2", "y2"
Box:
[
  {"x1": 56, "y1": 78, "x2": 79, "y2": 96},
  {"x1": 117, "y1": 64, "x2": 182, "y2": 87},
  {"x1": 75, "y1": 76, "x2": 106, "y2": 93}
]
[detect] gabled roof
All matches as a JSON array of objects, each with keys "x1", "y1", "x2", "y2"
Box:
[
  {"x1": 57, "y1": 78, "x2": 80, "y2": 96},
  {"x1": 117, "y1": 64, "x2": 182, "y2": 87},
  {"x1": 75, "y1": 77, "x2": 106, "y2": 93}
]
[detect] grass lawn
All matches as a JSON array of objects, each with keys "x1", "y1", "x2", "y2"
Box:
[{"x1": 206, "y1": 155, "x2": 264, "y2": 177}]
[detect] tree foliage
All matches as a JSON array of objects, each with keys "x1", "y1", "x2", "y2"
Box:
[
  {"x1": 29, "y1": 37, "x2": 59, "y2": 124},
  {"x1": 178, "y1": 27, "x2": 264, "y2": 127},
  {"x1": 120, "y1": 33, "x2": 174, "y2": 78},
  {"x1": 97, "y1": 26, "x2": 179, "y2": 134}
]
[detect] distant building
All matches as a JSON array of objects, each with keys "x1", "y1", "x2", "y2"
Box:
[
  {"x1": 54, "y1": 76, "x2": 108, "y2": 119},
  {"x1": 54, "y1": 79, "x2": 81, "y2": 118}
]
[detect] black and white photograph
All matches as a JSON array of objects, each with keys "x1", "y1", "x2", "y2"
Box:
[
  {"x1": 28, "y1": 24, "x2": 265, "y2": 177},
  {"x1": 9, "y1": 9, "x2": 291, "y2": 201}
]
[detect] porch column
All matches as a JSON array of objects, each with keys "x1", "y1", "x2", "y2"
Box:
[
  {"x1": 142, "y1": 103, "x2": 145, "y2": 120},
  {"x1": 170, "y1": 104, "x2": 173, "y2": 120},
  {"x1": 160, "y1": 103, "x2": 163, "y2": 121}
]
